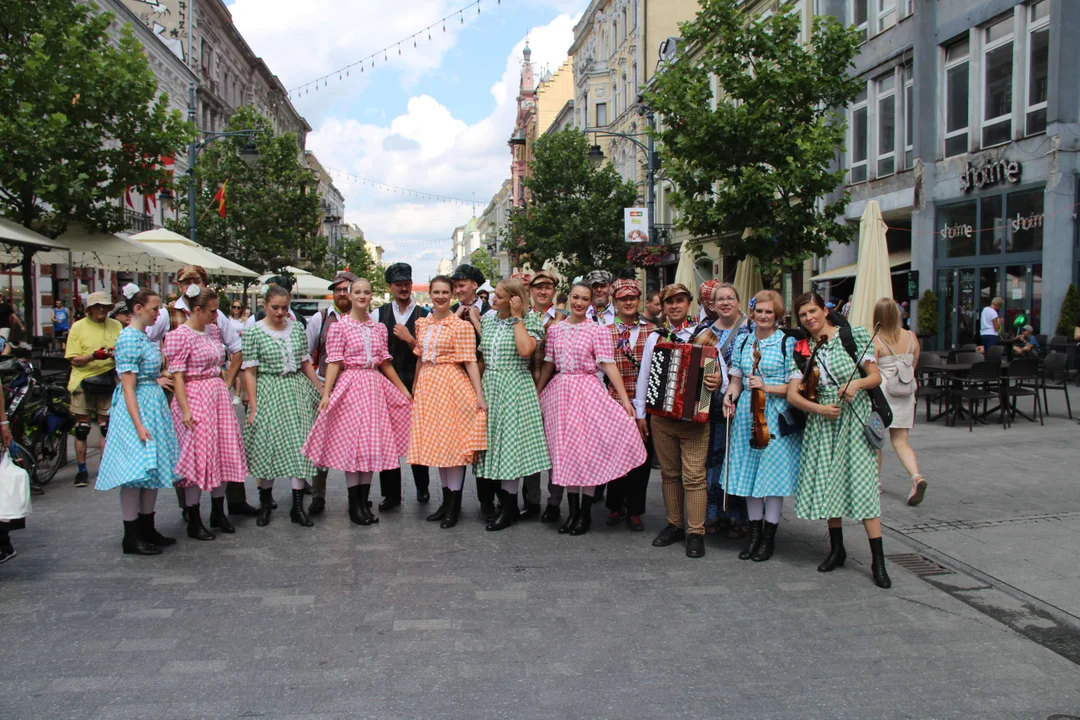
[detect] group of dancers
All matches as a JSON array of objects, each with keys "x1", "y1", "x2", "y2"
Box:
[{"x1": 83, "y1": 261, "x2": 903, "y2": 589}]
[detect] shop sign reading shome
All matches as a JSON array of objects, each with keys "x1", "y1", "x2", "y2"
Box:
[{"x1": 960, "y1": 158, "x2": 1022, "y2": 193}]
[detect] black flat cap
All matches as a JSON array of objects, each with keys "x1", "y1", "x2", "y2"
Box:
[
  {"x1": 451, "y1": 263, "x2": 485, "y2": 285},
  {"x1": 384, "y1": 263, "x2": 413, "y2": 284}
]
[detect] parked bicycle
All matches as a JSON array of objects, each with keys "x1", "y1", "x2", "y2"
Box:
[{"x1": 0, "y1": 358, "x2": 73, "y2": 489}]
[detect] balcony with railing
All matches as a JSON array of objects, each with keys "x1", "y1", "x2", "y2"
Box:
[{"x1": 124, "y1": 209, "x2": 155, "y2": 233}]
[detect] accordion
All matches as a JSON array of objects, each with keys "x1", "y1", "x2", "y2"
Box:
[{"x1": 645, "y1": 341, "x2": 718, "y2": 423}]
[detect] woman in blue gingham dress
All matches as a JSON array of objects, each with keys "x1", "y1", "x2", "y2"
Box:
[
  {"x1": 720, "y1": 291, "x2": 801, "y2": 563},
  {"x1": 96, "y1": 288, "x2": 180, "y2": 555}
]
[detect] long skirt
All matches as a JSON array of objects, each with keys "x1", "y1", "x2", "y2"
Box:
[
  {"x1": 96, "y1": 381, "x2": 180, "y2": 491},
  {"x1": 407, "y1": 362, "x2": 486, "y2": 468},
  {"x1": 475, "y1": 367, "x2": 550, "y2": 480},
  {"x1": 246, "y1": 372, "x2": 320, "y2": 479},
  {"x1": 171, "y1": 376, "x2": 248, "y2": 490}
]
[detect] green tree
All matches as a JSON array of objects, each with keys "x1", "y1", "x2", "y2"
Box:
[
  {"x1": 645, "y1": 0, "x2": 864, "y2": 271},
  {"x1": 1056, "y1": 283, "x2": 1079, "y2": 339},
  {"x1": 469, "y1": 247, "x2": 497, "y2": 283},
  {"x1": 169, "y1": 106, "x2": 324, "y2": 285},
  {"x1": 509, "y1": 129, "x2": 639, "y2": 280},
  {"x1": 0, "y1": 0, "x2": 193, "y2": 326},
  {"x1": 316, "y1": 238, "x2": 386, "y2": 297}
]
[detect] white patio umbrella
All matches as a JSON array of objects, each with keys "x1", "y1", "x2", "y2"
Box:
[
  {"x1": 4, "y1": 222, "x2": 185, "y2": 272},
  {"x1": 733, "y1": 256, "x2": 764, "y2": 310},
  {"x1": 848, "y1": 200, "x2": 893, "y2": 333},
  {"x1": 130, "y1": 228, "x2": 258, "y2": 277},
  {"x1": 260, "y1": 266, "x2": 333, "y2": 298}
]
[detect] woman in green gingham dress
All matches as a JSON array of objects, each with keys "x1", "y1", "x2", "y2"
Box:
[
  {"x1": 241, "y1": 286, "x2": 323, "y2": 529},
  {"x1": 786, "y1": 293, "x2": 892, "y2": 589},
  {"x1": 475, "y1": 279, "x2": 551, "y2": 532}
]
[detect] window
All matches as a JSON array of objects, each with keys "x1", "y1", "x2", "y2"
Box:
[
  {"x1": 944, "y1": 38, "x2": 970, "y2": 157},
  {"x1": 852, "y1": 0, "x2": 868, "y2": 43},
  {"x1": 876, "y1": 73, "x2": 896, "y2": 177},
  {"x1": 596, "y1": 103, "x2": 607, "y2": 127},
  {"x1": 979, "y1": 195, "x2": 1005, "y2": 254},
  {"x1": 850, "y1": 86, "x2": 868, "y2": 184},
  {"x1": 1026, "y1": 1, "x2": 1049, "y2": 135},
  {"x1": 878, "y1": 0, "x2": 896, "y2": 33},
  {"x1": 622, "y1": 8, "x2": 628, "y2": 40},
  {"x1": 612, "y1": 82, "x2": 618, "y2": 116},
  {"x1": 904, "y1": 71, "x2": 914, "y2": 168},
  {"x1": 982, "y1": 15, "x2": 1014, "y2": 148},
  {"x1": 1007, "y1": 189, "x2": 1044, "y2": 253},
  {"x1": 938, "y1": 201, "x2": 978, "y2": 258},
  {"x1": 622, "y1": 73, "x2": 629, "y2": 113},
  {"x1": 632, "y1": 0, "x2": 638, "y2": 29}
]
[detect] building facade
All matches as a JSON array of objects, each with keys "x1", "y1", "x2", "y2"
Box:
[
  {"x1": 451, "y1": 218, "x2": 483, "y2": 269},
  {"x1": 302, "y1": 151, "x2": 346, "y2": 267},
  {"x1": 478, "y1": 179, "x2": 513, "y2": 279}
]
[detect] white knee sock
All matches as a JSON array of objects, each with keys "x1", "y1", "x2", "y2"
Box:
[
  {"x1": 441, "y1": 466, "x2": 465, "y2": 492},
  {"x1": 138, "y1": 488, "x2": 158, "y2": 515},
  {"x1": 119, "y1": 487, "x2": 140, "y2": 521}
]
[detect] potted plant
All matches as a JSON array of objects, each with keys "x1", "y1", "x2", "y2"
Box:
[
  {"x1": 627, "y1": 244, "x2": 671, "y2": 268},
  {"x1": 917, "y1": 289, "x2": 938, "y2": 350},
  {"x1": 1055, "y1": 283, "x2": 1078, "y2": 340}
]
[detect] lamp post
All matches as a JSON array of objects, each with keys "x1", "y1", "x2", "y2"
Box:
[
  {"x1": 186, "y1": 82, "x2": 259, "y2": 244},
  {"x1": 585, "y1": 108, "x2": 659, "y2": 246}
]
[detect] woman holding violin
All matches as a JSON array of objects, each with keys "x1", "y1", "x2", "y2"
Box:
[
  {"x1": 785, "y1": 293, "x2": 891, "y2": 589},
  {"x1": 721, "y1": 290, "x2": 802, "y2": 563}
]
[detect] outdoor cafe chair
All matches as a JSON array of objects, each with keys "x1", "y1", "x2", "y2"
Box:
[
  {"x1": 952, "y1": 361, "x2": 1007, "y2": 432},
  {"x1": 1040, "y1": 352, "x2": 1073, "y2": 419},
  {"x1": 985, "y1": 344, "x2": 1005, "y2": 364},
  {"x1": 1006, "y1": 357, "x2": 1043, "y2": 426},
  {"x1": 955, "y1": 351, "x2": 984, "y2": 365}
]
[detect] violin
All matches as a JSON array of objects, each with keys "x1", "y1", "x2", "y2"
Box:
[
  {"x1": 749, "y1": 341, "x2": 771, "y2": 450},
  {"x1": 799, "y1": 335, "x2": 828, "y2": 403}
]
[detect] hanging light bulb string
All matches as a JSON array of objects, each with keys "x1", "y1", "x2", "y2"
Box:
[
  {"x1": 328, "y1": 168, "x2": 479, "y2": 207},
  {"x1": 288, "y1": 0, "x2": 500, "y2": 97}
]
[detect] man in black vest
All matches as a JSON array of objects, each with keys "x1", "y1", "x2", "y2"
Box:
[
  {"x1": 376, "y1": 263, "x2": 431, "y2": 510},
  {"x1": 303, "y1": 270, "x2": 357, "y2": 515}
]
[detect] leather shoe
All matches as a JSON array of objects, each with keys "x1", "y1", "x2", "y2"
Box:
[
  {"x1": 378, "y1": 497, "x2": 401, "y2": 512},
  {"x1": 651, "y1": 524, "x2": 686, "y2": 547},
  {"x1": 540, "y1": 505, "x2": 560, "y2": 523},
  {"x1": 605, "y1": 509, "x2": 627, "y2": 526},
  {"x1": 627, "y1": 515, "x2": 644, "y2": 532},
  {"x1": 416, "y1": 489, "x2": 430, "y2": 503},
  {"x1": 307, "y1": 497, "x2": 325, "y2": 516},
  {"x1": 520, "y1": 502, "x2": 542, "y2": 520},
  {"x1": 227, "y1": 501, "x2": 259, "y2": 517},
  {"x1": 685, "y1": 535, "x2": 705, "y2": 558}
]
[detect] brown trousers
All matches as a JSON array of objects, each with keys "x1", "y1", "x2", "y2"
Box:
[{"x1": 650, "y1": 416, "x2": 709, "y2": 535}]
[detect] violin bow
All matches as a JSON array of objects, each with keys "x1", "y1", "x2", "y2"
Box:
[{"x1": 837, "y1": 323, "x2": 881, "y2": 405}]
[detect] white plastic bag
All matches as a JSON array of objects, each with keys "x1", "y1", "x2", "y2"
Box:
[{"x1": 0, "y1": 449, "x2": 32, "y2": 521}]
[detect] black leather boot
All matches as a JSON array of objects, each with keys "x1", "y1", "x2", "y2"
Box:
[
  {"x1": 558, "y1": 492, "x2": 580, "y2": 535},
  {"x1": 122, "y1": 519, "x2": 162, "y2": 555},
  {"x1": 817, "y1": 526, "x2": 846, "y2": 572},
  {"x1": 347, "y1": 485, "x2": 365, "y2": 525},
  {"x1": 486, "y1": 492, "x2": 520, "y2": 531},
  {"x1": 427, "y1": 487, "x2": 451, "y2": 522},
  {"x1": 739, "y1": 520, "x2": 763, "y2": 560},
  {"x1": 440, "y1": 489, "x2": 462, "y2": 529},
  {"x1": 186, "y1": 504, "x2": 215, "y2": 541},
  {"x1": 209, "y1": 496, "x2": 235, "y2": 534},
  {"x1": 869, "y1": 537, "x2": 892, "y2": 589},
  {"x1": 137, "y1": 513, "x2": 176, "y2": 546},
  {"x1": 751, "y1": 521, "x2": 778, "y2": 562},
  {"x1": 569, "y1": 494, "x2": 592, "y2": 536},
  {"x1": 256, "y1": 488, "x2": 273, "y2": 527},
  {"x1": 540, "y1": 504, "x2": 560, "y2": 523},
  {"x1": 358, "y1": 484, "x2": 379, "y2": 525},
  {"x1": 290, "y1": 489, "x2": 314, "y2": 527}
]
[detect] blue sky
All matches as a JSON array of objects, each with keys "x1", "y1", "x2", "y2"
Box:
[{"x1": 225, "y1": 0, "x2": 583, "y2": 280}]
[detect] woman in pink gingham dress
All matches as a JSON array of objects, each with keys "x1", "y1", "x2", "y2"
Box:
[
  {"x1": 537, "y1": 282, "x2": 645, "y2": 535},
  {"x1": 163, "y1": 287, "x2": 248, "y2": 541}
]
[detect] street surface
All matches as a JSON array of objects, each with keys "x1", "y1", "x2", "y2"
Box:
[{"x1": 2, "y1": 396, "x2": 1079, "y2": 719}]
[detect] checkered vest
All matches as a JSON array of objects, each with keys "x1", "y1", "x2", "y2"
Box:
[
  {"x1": 528, "y1": 307, "x2": 557, "y2": 385},
  {"x1": 608, "y1": 319, "x2": 654, "y2": 400}
]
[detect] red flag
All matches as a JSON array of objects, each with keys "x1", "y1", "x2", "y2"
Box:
[
  {"x1": 213, "y1": 181, "x2": 227, "y2": 218},
  {"x1": 124, "y1": 186, "x2": 135, "y2": 209}
]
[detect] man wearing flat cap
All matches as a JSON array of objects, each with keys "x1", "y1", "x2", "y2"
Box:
[
  {"x1": 375, "y1": 262, "x2": 431, "y2": 510},
  {"x1": 450, "y1": 263, "x2": 493, "y2": 337},
  {"x1": 583, "y1": 269, "x2": 616, "y2": 326},
  {"x1": 633, "y1": 283, "x2": 727, "y2": 559},
  {"x1": 301, "y1": 269, "x2": 358, "y2": 514}
]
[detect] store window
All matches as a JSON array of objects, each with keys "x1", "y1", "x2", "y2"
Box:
[
  {"x1": 982, "y1": 15, "x2": 1014, "y2": 148},
  {"x1": 877, "y1": 73, "x2": 896, "y2": 177},
  {"x1": 849, "y1": 85, "x2": 868, "y2": 184},
  {"x1": 978, "y1": 195, "x2": 1005, "y2": 255},
  {"x1": 944, "y1": 38, "x2": 969, "y2": 158},
  {"x1": 1006, "y1": 189, "x2": 1044, "y2": 253},
  {"x1": 1026, "y1": 1, "x2": 1049, "y2": 136},
  {"x1": 938, "y1": 201, "x2": 977, "y2": 258}
]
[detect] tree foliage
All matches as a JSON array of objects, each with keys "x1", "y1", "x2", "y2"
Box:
[
  {"x1": 469, "y1": 247, "x2": 497, "y2": 284},
  {"x1": 1056, "y1": 283, "x2": 1079, "y2": 339},
  {"x1": 169, "y1": 106, "x2": 324, "y2": 280},
  {"x1": 645, "y1": 0, "x2": 863, "y2": 271},
  {"x1": 509, "y1": 129, "x2": 639, "y2": 281},
  {"x1": 314, "y1": 238, "x2": 386, "y2": 297}
]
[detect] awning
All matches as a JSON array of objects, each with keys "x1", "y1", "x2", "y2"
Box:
[
  {"x1": 0, "y1": 216, "x2": 72, "y2": 251},
  {"x1": 811, "y1": 250, "x2": 911, "y2": 283},
  {"x1": 259, "y1": 266, "x2": 333, "y2": 298},
  {"x1": 130, "y1": 228, "x2": 258, "y2": 277},
  {"x1": 0, "y1": 222, "x2": 185, "y2": 272}
]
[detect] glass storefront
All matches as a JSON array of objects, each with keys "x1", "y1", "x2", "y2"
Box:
[{"x1": 934, "y1": 184, "x2": 1045, "y2": 347}]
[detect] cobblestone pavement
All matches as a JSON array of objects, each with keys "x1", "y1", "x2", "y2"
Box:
[{"x1": 2, "y1": 403, "x2": 1079, "y2": 720}]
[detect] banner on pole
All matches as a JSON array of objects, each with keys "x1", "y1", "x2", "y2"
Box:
[{"x1": 624, "y1": 208, "x2": 649, "y2": 243}]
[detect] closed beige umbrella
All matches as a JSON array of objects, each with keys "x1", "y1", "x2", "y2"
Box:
[
  {"x1": 733, "y1": 256, "x2": 764, "y2": 309},
  {"x1": 848, "y1": 200, "x2": 893, "y2": 333},
  {"x1": 674, "y1": 240, "x2": 698, "y2": 312}
]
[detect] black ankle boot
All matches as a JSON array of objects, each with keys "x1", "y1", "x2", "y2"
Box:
[
  {"x1": 817, "y1": 526, "x2": 846, "y2": 572},
  {"x1": 427, "y1": 487, "x2": 451, "y2": 522},
  {"x1": 486, "y1": 492, "x2": 520, "y2": 531},
  {"x1": 137, "y1": 513, "x2": 175, "y2": 546},
  {"x1": 209, "y1": 497, "x2": 235, "y2": 534},
  {"x1": 440, "y1": 489, "x2": 462, "y2": 529},
  {"x1": 347, "y1": 485, "x2": 365, "y2": 525},
  {"x1": 186, "y1": 504, "x2": 215, "y2": 541},
  {"x1": 256, "y1": 488, "x2": 273, "y2": 527},
  {"x1": 751, "y1": 521, "x2": 778, "y2": 562},
  {"x1": 290, "y1": 489, "x2": 314, "y2": 527},
  {"x1": 869, "y1": 537, "x2": 891, "y2": 588},
  {"x1": 358, "y1": 484, "x2": 378, "y2": 524},
  {"x1": 559, "y1": 492, "x2": 580, "y2": 534},
  {"x1": 569, "y1": 495, "x2": 593, "y2": 536},
  {"x1": 122, "y1": 519, "x2": 162, "y2": 555},
  {"x1": 739, "y1": 520, "x2": 763, "y2": 560}
]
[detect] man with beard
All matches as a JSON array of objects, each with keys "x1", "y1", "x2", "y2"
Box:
[
  {"x1": 375, "y1": 262, "x2": 431, "y2": 510},
  {"x1": 303, "y1": 270, "x2": 357, "y2": 515},
  {"x1": 584, "y1": 270, "x2": 615, "y2": 326}
]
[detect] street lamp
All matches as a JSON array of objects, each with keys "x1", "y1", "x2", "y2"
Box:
[{"x1": 587, "y1": 144, "x2": 606, "y2": 168}]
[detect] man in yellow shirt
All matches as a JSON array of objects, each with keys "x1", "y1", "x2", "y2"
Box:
[{"x1": 65, "y1": 292, "x2": 122, "y2": 487}]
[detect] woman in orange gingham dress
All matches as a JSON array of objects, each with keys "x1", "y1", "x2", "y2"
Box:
[{"x1": 407, "y1": 276, "x2": 487, "y2": 529}]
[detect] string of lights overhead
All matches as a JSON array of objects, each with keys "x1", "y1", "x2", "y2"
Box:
[
  {"x1": 288, "y1": 0, "x2": 501, "y2": 99},
  {"x1": 328, "y1": 168, "x2": 478, "y2": 208}
]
